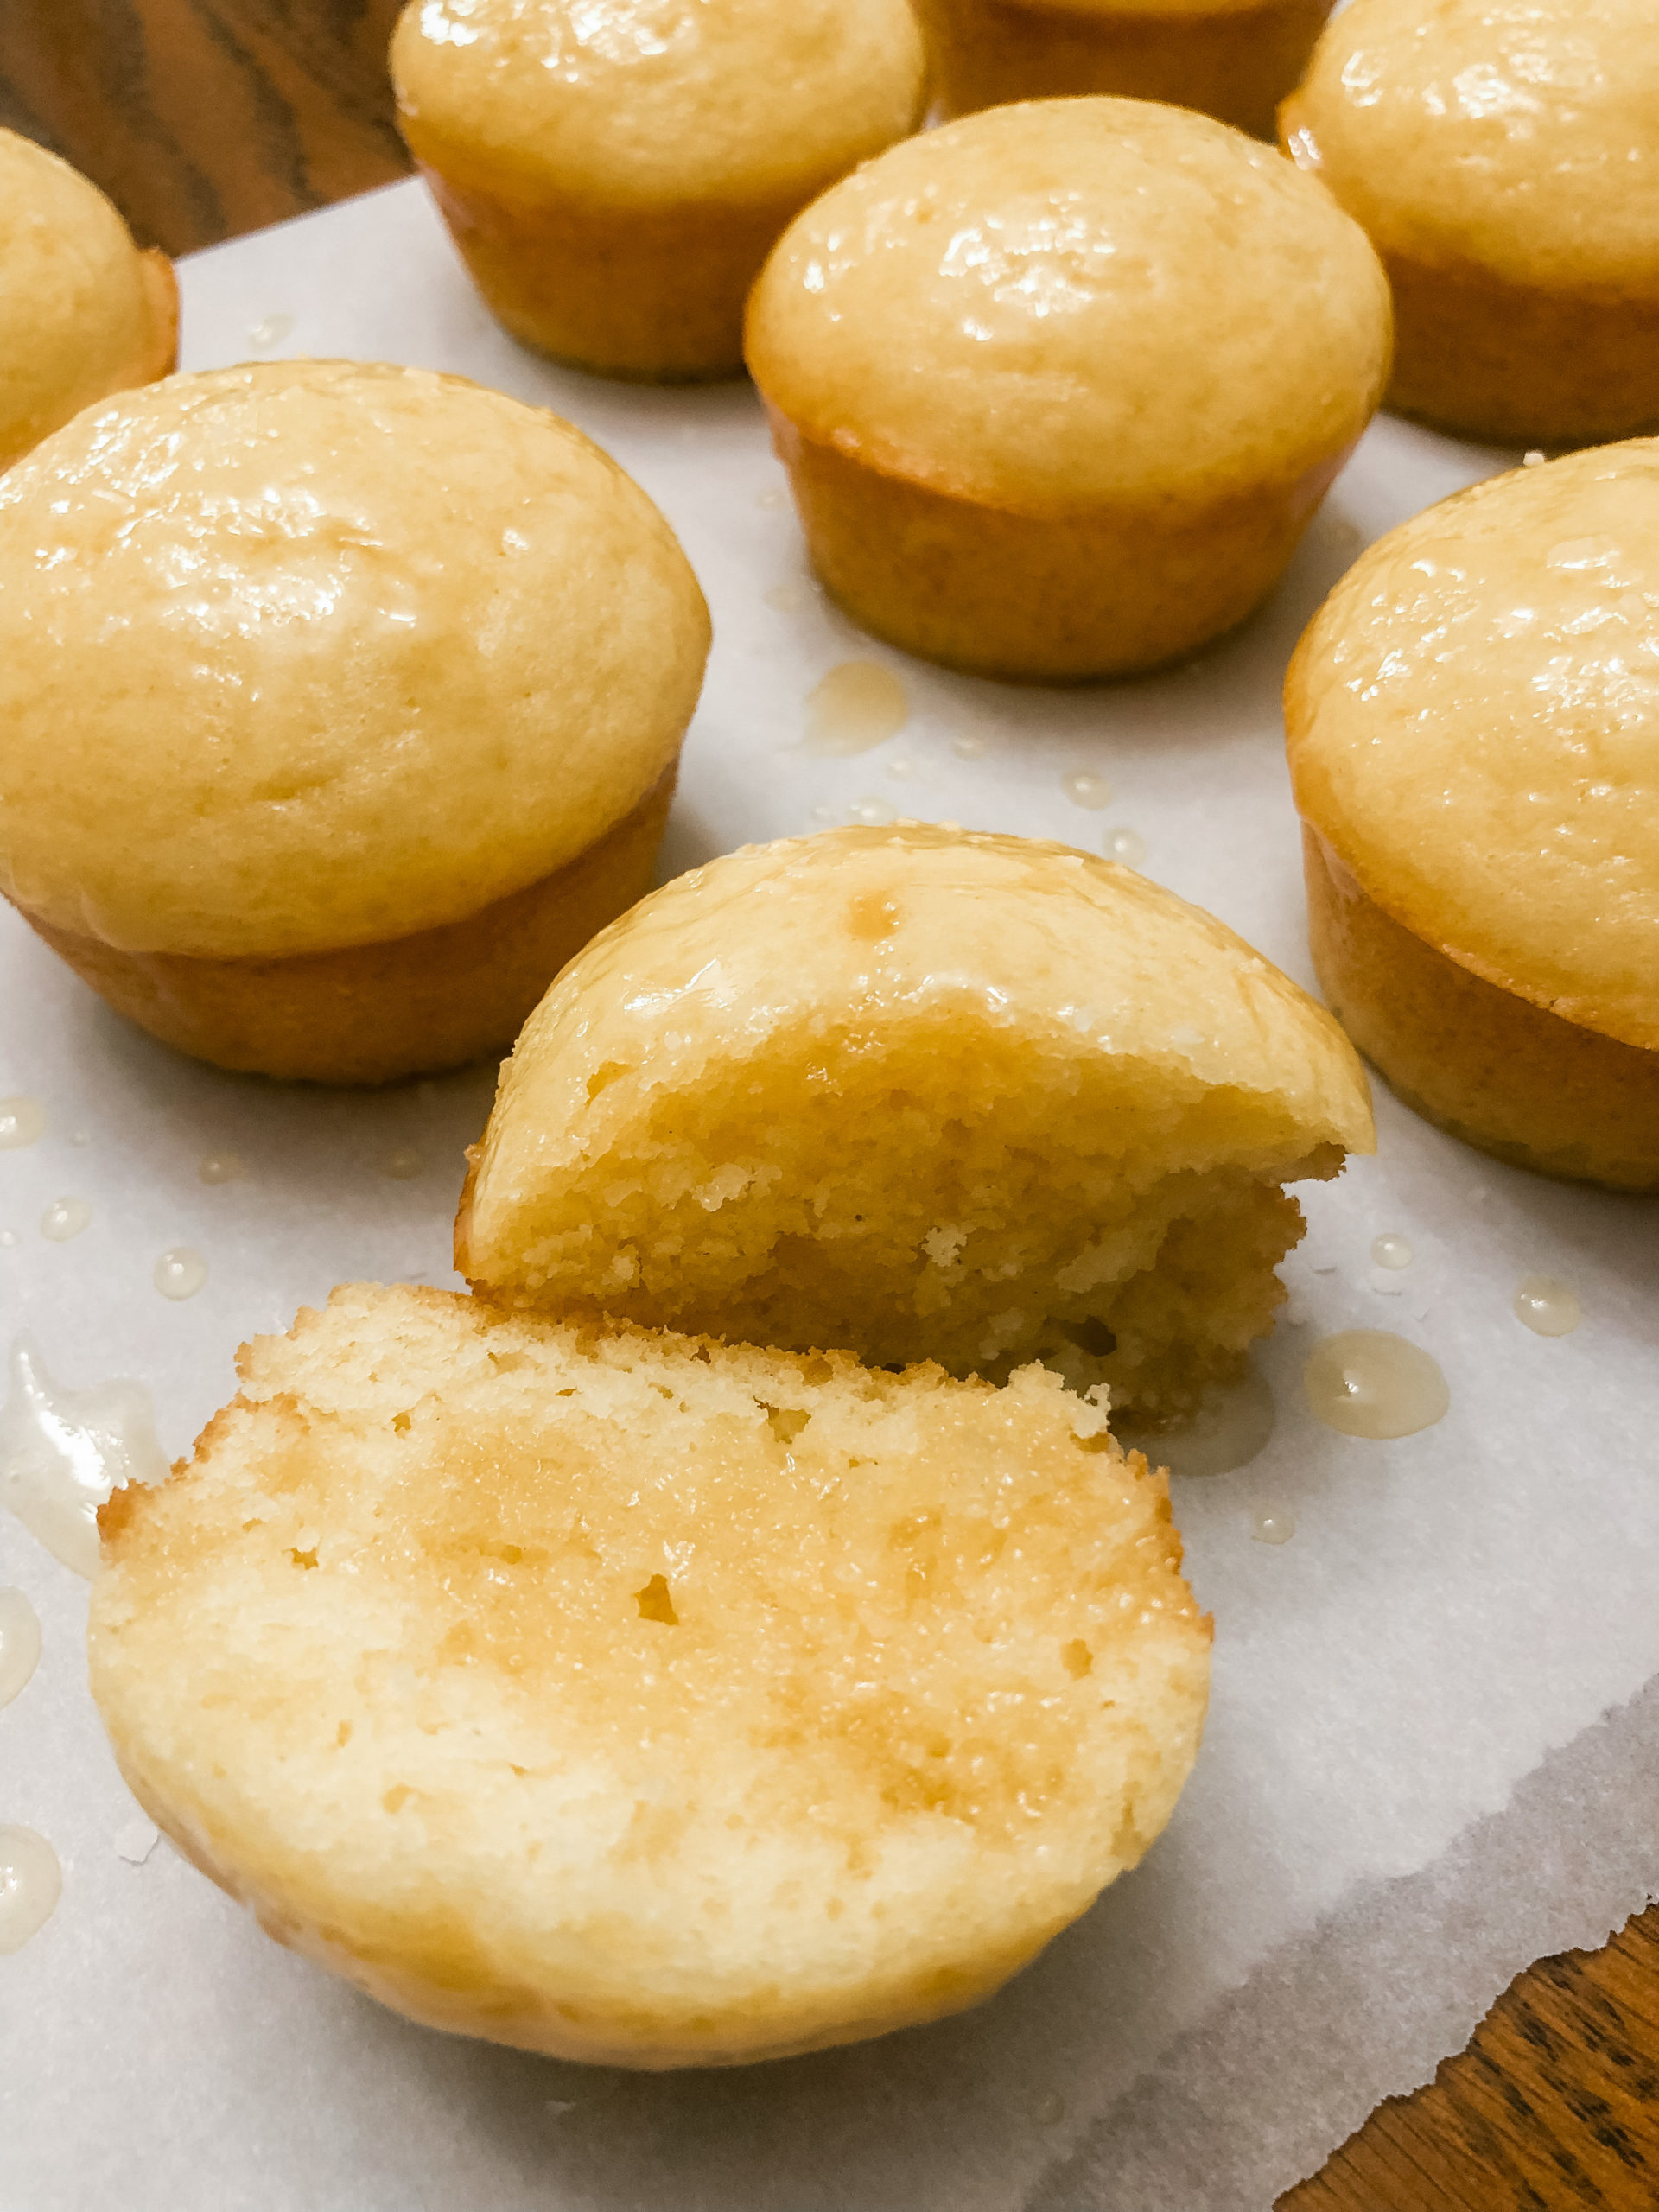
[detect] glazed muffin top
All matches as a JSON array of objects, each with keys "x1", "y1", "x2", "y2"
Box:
[
  {"x1": 746, "y1": 99, "x2": 1390, "y2": 517},
  {"x1": 0, "y1": 128, "x2": 176, "y2": 473},
  {"x1": 1285, "y1": 0, "x2": 1659, "y2": 293},
  {"x1": 1287, "y1": 442, "x2": 1659, "y2": 1052},
  {"x1": 0, "y1": 360, "x2": 709, "y2": 960},
  {"x1": 391, "y1": 0, "x2": 925, "y2": 207}
]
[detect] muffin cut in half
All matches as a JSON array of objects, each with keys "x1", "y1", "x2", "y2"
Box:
[
  {"x1": 746, "y1": 99, "x2": 1390, "y2": 681},
  {"x1": 1287, "y1": 442, "x2": 1659, "y2": 1191},
  {"x1": 1283, "y1": 0, "x2": 1659, "y2": 447},
  {"x1": 90, "y1": 1284, "x2": 1210, "y2": 2069},
  {"x1": 915, "y1": 0, "x2": 1333, "y2": 143},
  {"x1": 0, "y1": 127, "x2": 177, "y2": 473},
  {"x1": 460, "y1": 826, "x2": 1375, "y2": 1421},
  {"x1": 391, "y1": 0, "x2": 925, "y2": 382},
  {"x1": 0, "y1": 360, "x2": 709, "y2": 1084}
]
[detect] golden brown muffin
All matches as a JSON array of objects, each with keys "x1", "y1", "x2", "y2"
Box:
[
  {"x1": 459, "y1": 824, "x2": 1376, "y2": 1421},
  {"x1": 0, "y1": 359, "x2": 709, "y2": 1084},
  {"x1": 391, "y1": 0, "x2": 926, "y2": 382},
  {"x1": 0, "y1": 128, "x2": 177, "y2": 472},
  {"x1": 1287, "y1": 442, "x2": 1659, "y2": 1192},
  {"x1": 916, "y1": 0, "x2": 1333, "y2": 142},
  {"x1": 90, "y1": 1283, "x2": 1210, "y2": 2068},
  {"x1": 1283, "y1": 0, "x2": 1659, "y2": 448},
  {"x1": 746, "y1": 100, "x2": 1391, "y2": 681}
]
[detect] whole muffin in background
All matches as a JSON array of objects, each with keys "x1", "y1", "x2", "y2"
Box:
[
  {"x1": 460, "y1": 824, "x2": 1375, "y2": 1422},
  {"x1": 92, "y1": 1283, "x2": 1210, "y2": 2068},
  {"x1": 0, "y1": 127, "x2": 177, "y2": 473},
  {"x1": 916, "y1": 0, "x2": 1333, "y2": 141},
  {"x1": 0, "y1": 360, "x2": 709, "y2": 1084},
  {"x1": 1283, "y1": 0, "x2": 1659, "y2": 448},
  {"x1": 746, "y1": 100, "x2": 1391, "y2": 683},
  {"x1": 390, "y1": 0, "x2": 926, "y2": 383},
  {"x1": 1287, "y1": 442, "x2": 1659, "y2": 1192}
]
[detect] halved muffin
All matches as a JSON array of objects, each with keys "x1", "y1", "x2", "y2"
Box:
[
  {"x1": 460, "y1": 825, "x2": 1375, "y2": 1421},
  {"x1": 90, "y1": 1283, "x2": 1209, "y2": 2068}
]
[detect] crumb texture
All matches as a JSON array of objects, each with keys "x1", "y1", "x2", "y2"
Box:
[
  {"x1": 90, "y1": 1284, "x2": 1209, "y2": 2068},
  {"x1": 462, "y1": 826, "x2": 1373, "y2": 1421}
]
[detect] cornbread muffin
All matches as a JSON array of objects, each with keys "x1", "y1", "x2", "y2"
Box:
[
  {"x1": 460, "y1": 825, "x2": 1375, "y2": 1420},
  {"x1": 90, "y1": 1283, "x2": 1210, "y2": 2068},
  {"x1": 1283, "y1": 0, "x2": 1659, "y2": 447},
  {"x1": 0, "y1": 129, "x2": 177, "y2": 474},
  {"x1": 0, "y1": 359, "x2": 709, "y2": 1084},
  {"x1": 391, "y1": 0, "x2": 926, "y2": 382},
  {"x1": 746, "y1": 100, "x2": 1390, "y2": 681},
  {"x1": 916, "y1": 0, "x2": 1333, "y2": 142},
  {"x1": 1287, "y1": 442, "x2": 1659, "y2": 1191}
]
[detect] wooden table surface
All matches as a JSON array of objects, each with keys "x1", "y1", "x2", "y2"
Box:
[{"x1": 3, "y1": 3, "x2": 1656, "y2": 2204}]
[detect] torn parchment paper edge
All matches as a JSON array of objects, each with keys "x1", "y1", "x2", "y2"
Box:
[{"x1": 1029, "y1": 1664, "x2": 1659, "y2": 2211}]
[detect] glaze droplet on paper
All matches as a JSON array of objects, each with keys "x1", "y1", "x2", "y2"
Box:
[
  {"x1": 380, "y1": 1146, "x2": 425, "y2": 1181},
  {"x1": 0, "y1": 1826, "x2": 61, "y2": 1953},
  {"x1": 1103, "y1": 827, "x2": 1147, "y2": 869},
  {"x1": 1250, "y1": 1508, "x2": 1295, "y2": 1546},
  {"x1": 1515, "y1": 1274, "x2": 1581, "y2": 1338},
  {"x1": 154, "y1": 1248, "x2": 209, "y2": 1301},
  {"x1": 0, "y1": 1337, "x2": 170, "y2": 1577},
  {"x1": 0, "y1": 1586, "x2": 42, "y2": 1708},
  {"x1": 0, "y1": 1097, "x2": 46, "y2": 1149},
  {"x1": 849, "y1": 795, "x2": 897, "y2": 826},
  {"x1": 950, "y1": 731, "x2": 988, "y2": 760},
  {"x1": 1120, "y1": 1368, "x2": 1275, "y2": 1481},
  {"x1": 804, "y1": 662, "x2": 908, "y2": 757},
  {"x1": 1370, "y1": 1233, "x2": 1413, "y2": 1271},
  {"x1": 1303, "y1": 1330, "x2": 1449, "y2": 1440},
  {"x1": 197, "y1": 1150, "x2": 247, "y2": 1185},
  {"x1": 40, "y1": 1197, "x2": 92, "y2": 1243},
  {"x1": 1062, "y1": 771, "x2": 1112, "y2": 810}
]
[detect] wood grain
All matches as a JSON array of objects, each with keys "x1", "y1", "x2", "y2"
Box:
[
  {"x1": 1282, "y1": 1910, "x2": 1659, "y2": 2210},
  {"x1": 0, "y1": 0, "x2": 409, "y2": 255},
  {"x1": 2, "y1": 5, "x2": 1657, "y2": 2206}
]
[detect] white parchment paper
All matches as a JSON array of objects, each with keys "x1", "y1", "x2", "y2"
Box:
[{"x1": 1, "y1": 180, "x2": 1655, "y2": 2212}]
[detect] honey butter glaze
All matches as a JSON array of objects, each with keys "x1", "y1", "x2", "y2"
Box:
[
  {"x1": 0, "y1": 360, "x2": 708, "y2": 962},
  {"x1": 393, "y1": 0, "x2": 925, "y2": 209},
  {"x1": 1286, "y1": 0, "x2": 1659, "y2": 298},
  {"x1": 745, "y1": 99, "x2": 1390, "y2": 519},
  {"x1": 1287, "y1": 442, "x2": 1659, "y2": 1053}
]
